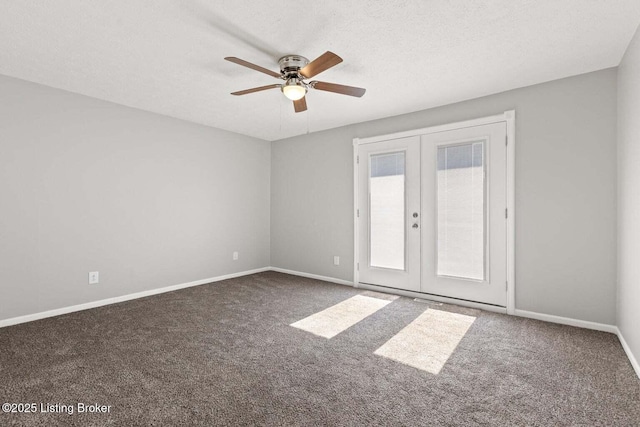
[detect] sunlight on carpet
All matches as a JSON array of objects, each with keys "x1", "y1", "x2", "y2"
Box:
[
  {"x1": 375, "y1": 309, "x2": 475, "y2": 374},
  {"x1": 290, "y1": 294, "x2": 392, "y2": 338}
]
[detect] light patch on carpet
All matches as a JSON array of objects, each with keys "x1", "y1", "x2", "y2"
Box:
[
  {"x1": 374, "y1": 309, "x2": 475, "y2": 374},
  {"x1": 290, "y1": 295, "x2": 391, "y2": 339}
]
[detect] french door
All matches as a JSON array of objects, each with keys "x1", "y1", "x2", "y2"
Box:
[
  {"x1": 357, "y1": 122, "x2": 509, "y2": 307},
  {"x1": 357, "y1": 136, "x2": 421, "y2": 291}
]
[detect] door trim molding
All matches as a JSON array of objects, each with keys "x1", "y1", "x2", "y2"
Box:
[
  {"x1": 353, "y1": 110, "x2": 516, "y2": 314},
  {"x1": 353, "y1": 139, "x2": 360, "y2": 292},
  {"x1": 355, "y1": 111, "x2": 514, "y2": 145},
  {"x1": 505, "y1": 110, "x2": 516, "y2": 315}
]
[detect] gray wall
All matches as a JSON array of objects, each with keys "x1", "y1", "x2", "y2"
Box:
[
  {"x1": 0, "y1": 67, "x2": 621, "y2": 327},
  {"x1": 272, "y1": 69, "x2": 618, "y2": 324},
  {"x1": 617, "y1": 25, "x2": 640, "y2": 365},
  {"x1": 0, "y1": 75, "x2": 271, "y2": 321}
]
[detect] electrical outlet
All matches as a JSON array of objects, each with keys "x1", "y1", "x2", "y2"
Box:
[
  {"x1": 233, "y1": 251, "x2": 239, "y2": 261},
  {"x1": 333, "y1": 256, "x2": 340, "y2": 266},
  {"x1": 88, "y1": 271, "x2": 99, "y2": 285}
]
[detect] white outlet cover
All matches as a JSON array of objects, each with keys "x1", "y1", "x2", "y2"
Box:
[
  {"x1": 233, "y1": 252, "x2": 238, "y2": 261},
  {"x1": 89, "y1": 271, "x2": 99, "y2": 284},
  {"x1": 334, "y1": 256, "x2": 340, "y2": 266}
]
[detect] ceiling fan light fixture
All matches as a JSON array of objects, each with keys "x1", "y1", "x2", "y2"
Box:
[{"x1": 282, "y1": 79, "x2": 307, "y2": 101}]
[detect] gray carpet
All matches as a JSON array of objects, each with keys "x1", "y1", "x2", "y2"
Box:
[{"x1": 1, "y1": 271, "x2": 639, "y2": 426}]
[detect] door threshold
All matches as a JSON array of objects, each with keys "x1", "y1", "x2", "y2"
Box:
[
  {"x1": 356, "y1": 282, "x2": 507, "y2": 314},
  {"x1": 413, "y1": 298, "x2": 443, "y2": 306}
]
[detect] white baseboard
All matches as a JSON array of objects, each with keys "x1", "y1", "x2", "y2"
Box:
[
  {"x1": 513, "y1": 309, "x2": 618, "y2": 334},
  {"x1": 616, "y1": 327, "x2": 640, "y2": 379},
  {"x1": 0, "y1": 267, "x2": 270, "y2": 329},
  {"x1": 269, "y1": 267, "x2": 354, "y2": 287}
]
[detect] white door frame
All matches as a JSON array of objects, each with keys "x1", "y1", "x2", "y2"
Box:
[{"x1": 353, "y1": 110, "x2": 516, "y2": 315}]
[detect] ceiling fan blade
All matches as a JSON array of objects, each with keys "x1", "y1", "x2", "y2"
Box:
[
  {"x1": 224, "y1": 57, "x2": 281, "y2": 79},
  {"x1": 293, "y1": 97, "x2": 307, "y2": 113},
  {"x1": 299, "y1": 51, "x2": 343, "y2": 78},
  {"x1": 312, "y1": 81, "x2": 366, "y2": 97},
  {"x1": 231, "y1": 84, "x2": 281, "y2": 96}
]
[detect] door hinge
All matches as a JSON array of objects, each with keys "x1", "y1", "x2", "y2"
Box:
[
  {"x1": 357, "y1": 155, "x2": 359, "y2": 164},
  {"x1": 506, "y1": 281, "x2": 508, "y2": 291},
  {"x1": 505, "y1": 135, "x2": 508, "y2": 146},
  {"x1": 357, "y1": 263, "x2": 360, "y2": 271},
  {"x1": 357, "y1": 209, "x2": 360, "y2": 218},
  {"x1": 505, "y1": 208, "x2": 508, "y2": 219}
]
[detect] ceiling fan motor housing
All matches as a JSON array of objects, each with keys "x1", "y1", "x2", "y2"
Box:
[{"x1": 278, "y1": 55, "x2": 309, "y2": 78}]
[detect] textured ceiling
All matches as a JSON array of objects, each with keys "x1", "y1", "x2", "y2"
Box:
[{"x1": 1, "y1": 1, "x2": 640, "y2": 141}]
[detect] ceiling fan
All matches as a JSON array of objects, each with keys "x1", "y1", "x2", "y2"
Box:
[{"x1": 224, "y1": 51, "x2": 366, "y2": 113}]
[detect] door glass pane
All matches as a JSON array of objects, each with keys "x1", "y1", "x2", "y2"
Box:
[
  {"x1": 370, "y1": 152, "x2": 405, "y2": 270},
  {"x1": 437, "y1": 142, "x2": 485, "y2": 280}
]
